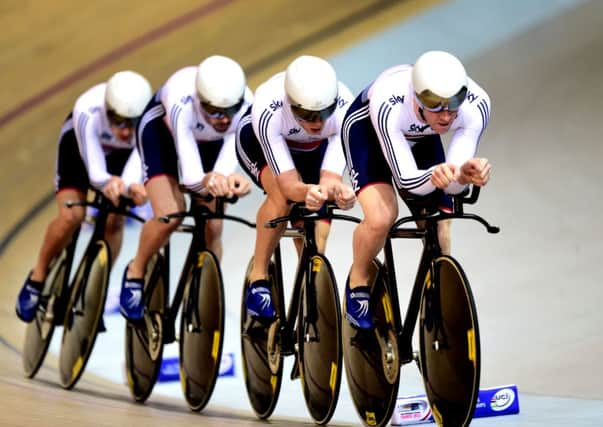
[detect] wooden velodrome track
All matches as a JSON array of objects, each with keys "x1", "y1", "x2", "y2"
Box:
[{"x1": 2, "y1": 0, "x2": 603, "y2": 426}]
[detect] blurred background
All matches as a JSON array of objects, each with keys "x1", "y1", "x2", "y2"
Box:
[{"x1": 1, "y1": 0, "x2": 602, "y2": 425}]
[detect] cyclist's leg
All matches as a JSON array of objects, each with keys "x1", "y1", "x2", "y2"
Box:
[
  {"x1": 127, "y1": 99, "x2": 184, "y2": 280},
  {"x1": 251, "y1": 169, "x2": 290, "y2": 282},
  {"x1": 128, "y1": 176, "x2": 184, "y2": 278},
  {"x1": 32, "y1": 119, "x2": 87, "y2": 283},
  {"x1": 31, "y1": 190, "x2": 86, "y2": 283},
  {"x1": 350, "y1": 184, "x2": 397, "y2": 287},
  {"x1": 17, "y1": 116, "x2": 87, "y2": 322},
  {"x1": 341, "y1": 95, "x2": 397, "y2": 289},
  {"x1": 341, "y1": 93, "x2": 398, "y2": 329},
  {"x1": 120, "y1": 99, "x2": 183, "y2": 320},
  {"x1": 236, "y1": 107, "x2": 286, "y2": 318}
]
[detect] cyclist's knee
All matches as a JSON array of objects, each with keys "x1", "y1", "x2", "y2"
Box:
[
  {"x1": 58, "y1": 205, "x2": 85, "y2": 230},
  {"x1": 363, "y1": 208, "x2": 396, "y2": 237}
]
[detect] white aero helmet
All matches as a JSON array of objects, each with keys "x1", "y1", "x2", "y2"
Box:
[
  {"x1": 105, "y1": 70, "x2": 153, "y2": 119},
  {"x1": 285, "y1": 55, "x2": 338, "y2": 122},
  {"x1": 196, "y1": 55, "x2": 246, "y2": 112},
  {"x1": 412, "y1": 50, "x2": 468, "y2": 112}
]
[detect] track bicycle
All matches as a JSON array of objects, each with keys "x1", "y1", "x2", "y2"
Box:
[
  {"x1": 58, "y1": 189, "x2": 143, "y2": 389},
  {"x1": 124, "y1": 193, "x2": 254, "y2": 411},
  {"x1": 240, "y1": 203, "x2": 344, "y2": 425},
  {"x1": 338, "y1": 186, "x2": 499, "y2": 427}
]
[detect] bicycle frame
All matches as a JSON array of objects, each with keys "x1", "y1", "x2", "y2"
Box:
[
  {"x1": 66, "y1": 190, "x2": 143, "y2": 317},
  {"x1": 156, "y1": 196, "x2": 255, "y2": 344},
  {"x1": 384, "y1": 187, "x2": 499, "y2": 362},
  {"x1": 269, "y1": 216, "x2": 320, "y2": 356}
]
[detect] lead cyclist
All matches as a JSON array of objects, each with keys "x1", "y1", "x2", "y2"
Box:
[{"x1": 341, "y1": 50, "x2": 492, "y2": 330}]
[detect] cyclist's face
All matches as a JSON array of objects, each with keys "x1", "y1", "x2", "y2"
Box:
[
  {"x1": 111, "y1": 124, "x2": 135, "y2": 141},
  {"x1": 296, "y1": 116, "x2": 325, "y2": 135},
  {"x1": 204, "y1": 113, "x2": 232, "y2": 133},
  {"x1": 415, "y1": 99, "x2": 458, "y2": 134}
]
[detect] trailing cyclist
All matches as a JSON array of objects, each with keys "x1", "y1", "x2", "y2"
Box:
[
  {"x1": 119, "y1": 55, "x2": 252, "y2": 321},
  {"x1": 235, "y1": 55, "x2": 356, "y2": 320},
  {"x1": 341, "y1": 50, "x2": 492, "y2": 329},
  {"x1": 15, "y1": 71, "x2": 152, "y2": 322}
]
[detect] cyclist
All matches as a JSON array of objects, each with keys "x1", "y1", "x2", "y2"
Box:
[
  {"x1": 15, "y1": 71, "x2": 153, "y2": 322},
  {"x1": 236, "y1": 55, "x2": 356, "y2": 320},
  {"x1": 342, "y1": 50, "x2": 492, "y2": 329},
  {"x1": 119, "y1": 55, "x2": 252, "y2": 321}
]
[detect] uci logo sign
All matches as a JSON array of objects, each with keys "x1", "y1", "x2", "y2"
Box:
[{"x1": 490, "y1": 388, "x2": 515, "y2": 411}]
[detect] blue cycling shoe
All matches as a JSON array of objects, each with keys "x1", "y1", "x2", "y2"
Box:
[
  {"x1": 16, "y1": 275, "x2": 43, "y2": 322},
  {"x1": 345, "y1": 282, "x2": 374, "y2": 330},
  {"x1": 119, "y1": 267, "x2": 144, "y2": 321},
  {"x1": 246, "y1": 279, "x2": 276, "y2": 320}
]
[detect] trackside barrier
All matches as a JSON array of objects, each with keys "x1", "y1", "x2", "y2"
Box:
[{"x1": 391, "y1": 384, "x2": 520, "y2": 425}]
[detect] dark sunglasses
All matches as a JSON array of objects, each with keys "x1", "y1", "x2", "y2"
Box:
[
  {"x1": 415, "y1": 86, "x2": 468, "y2": 112},
  {"x1": 201, "y1": 98, "x2": 244, "y2": 120},
  {"x1": 106, "y1": 108, "x2": 140, "y2": 129},
  {"x1": 290, "y1": 99, "x2": 337, "y2": 123}
]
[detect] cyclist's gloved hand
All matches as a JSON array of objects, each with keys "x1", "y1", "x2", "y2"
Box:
[
  {"x1": 305, "y1": 184, "x2": 328, "y2": 211},
  {"x1": 227, "y1": 172, "x2": 252, "y2": 197},
  {"x1": 333, "y1": 183, "x2": 356, "y2": 210},
  {"x1": 459, "y1": 157, "x2": 491, "y2": 186},
  {"x1": 128, "y1": 183, "x2": 148, "y2": 206},
  {"x1": 203, "y1": 172, "x2": 230, "y2": 198},
  {"x1": 430, "y1": 163, "x2": 457, "y2": 189},
  {"x1": 103, "y1": 176, "x2": 126, "y2": 206}
]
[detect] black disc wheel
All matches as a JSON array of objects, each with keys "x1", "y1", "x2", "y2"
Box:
[
  {"x1": 419, "y1": 255, "x2": 480, "y2": 427},
  {"x1": 179, "y1": 250, "x2": 224, "y2": 411},
  {"x1": 22, "y1": 250, "x2": 71, "y2": 378},
  {"x1": 125, "y1": 252, "x2": 166, "y2": 402},
  {"x1": 240, "y1": 258, "x2": 283, "y2": 420},
  {"x1": 59, "y1": 240, "x2": 111, "y2": 389},
  {"x1": 297, "y1": 255, "x2": 342, "y2": 425},
  {"x1": 342, "y1": 259, "x2": 400, "y2": 427}
]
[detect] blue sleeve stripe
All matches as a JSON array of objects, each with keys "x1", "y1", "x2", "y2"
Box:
[
  {"x1": 341, "y1": 105, "x2": 370, "y2": 171},
  {"x1": 477, "y1": 99, "x2": 490, "y2": 129},
  {"x1": 376, "y1": 103, "x2": 406, "y2": 189},
  {"x1": 169, "y1": 105, "x2": 181, "y2": 131},
  {"x1": 377, "y1": 103, "x2": 432, "y2": 190},
  {"x1": 257, "y1": 109, "x2": 279, "y2": 175}
]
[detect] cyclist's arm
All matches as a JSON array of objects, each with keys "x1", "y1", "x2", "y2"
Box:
[
  {"x1": 212, "y1": 133, "x2": 238, "y2": 176},
  {"x1": 251, "y1": 104, "x2": 307, "y2": 201},
  {"x1": 368, "y1": 91, "x2": 436, "y2": 196},
  {"x1": 170, "y1": 102, "x2": 207, "y2": 193},
  {"x1": 446, "y1": 90, "x2": 491, "y2": 194},
  {"x1": 120, "y1": 147, "x2": 143, "y2": 191},
  {"x1": 73, "y1": 110, "x2": 111, "y2": 190}
]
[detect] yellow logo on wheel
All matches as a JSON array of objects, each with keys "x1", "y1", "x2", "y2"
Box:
[
  {"x1": 98, "y1": 247, "x2": 108, "y2": 266},
  {"x1": 312, "y1": 257, "x2": 321, "y2": 272},
  {"x1": 329, "y1": 362, "x2": 337, "y2": 394},
  {"x1": 212, "y1": 330, "x2": 220, "y2": 360},
  {"x1": 365, "y1": 411, "x2": 376, "y2": 426},
  {"x1": 197, "y1": 252, "x2": 206, "y2": 267},
  {"x1": 467, "y1": 328, "x2": 476, "y2": 365}
]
